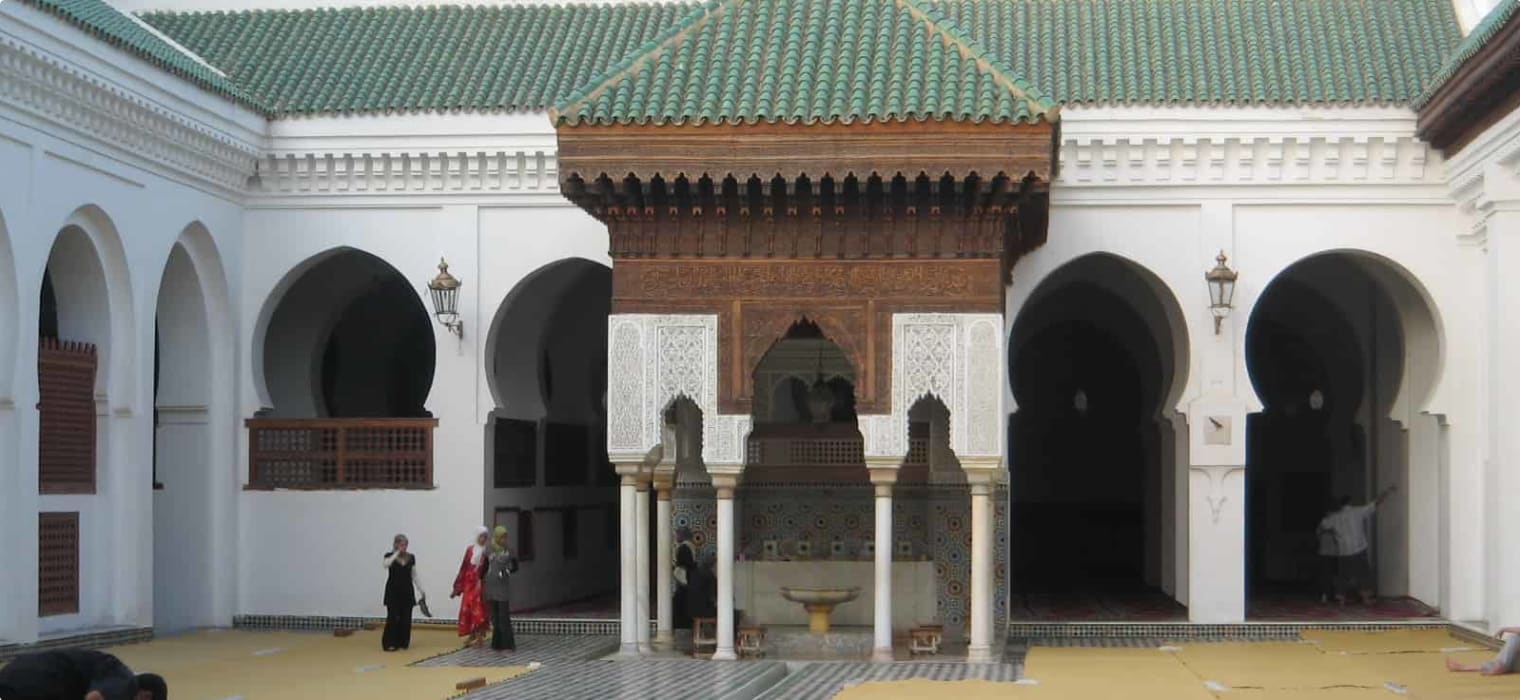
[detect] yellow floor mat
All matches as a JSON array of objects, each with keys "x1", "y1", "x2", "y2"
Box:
[
  {"x1": 1348, "y1": 650, "x2": 1520, "y2": 700},
  {"x1": 105, "y1": 629, "x2": 527, "y2": 700},
  {"x1": 1013, "y1": 647, "x2": 1217, "y2": 700},
  {"x1": 1172, "y1": 642, "x2": 1389, "y2": 691},
  {"x1": 1303, "y1": 629, "x2": 1479, "y2": 655}
]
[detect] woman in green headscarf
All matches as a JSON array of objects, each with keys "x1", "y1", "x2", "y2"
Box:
[{"x1": 484, "y1": 525, "x2": 520, "y2": 651}]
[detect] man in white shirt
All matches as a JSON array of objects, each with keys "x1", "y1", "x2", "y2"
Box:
[{"x1": 1317, "y1": 485, "x2": 1396, "y2": 605}]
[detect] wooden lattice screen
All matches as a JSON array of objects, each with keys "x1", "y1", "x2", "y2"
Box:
[
  {"x1": 38, "y1": 512, "x2": 80, "y2": 616},
  {"x1": 37, "y1": 339, "x2": 97, "y2": 494},
  {"x1": 246, "y1": 418, "x2": 437, "y2": 489}
]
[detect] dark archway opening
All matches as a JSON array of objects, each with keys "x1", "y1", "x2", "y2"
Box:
[
  {"x1": 483, "y1": 259, "x2": 615, "y2": 614},
  {"x1": 1244, "y1": 255, "x2": 1433, "y2": 619},
  {"x1": 1009, "y1": 268, "x2": 1183, "y2": 620},
  {"x1": 747, "y1": 319, "x2": 862, "y2": 480},
  {"x1": 261, "y1": 249, "x2": 435, "y2": 418}
]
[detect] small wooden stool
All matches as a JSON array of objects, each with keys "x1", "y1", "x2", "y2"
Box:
[
  {"x1": 736, "y1": 625, "x2": 766, "y2": 658},
  {"x1": 692, "y1": 617, "x2": 718, "y2": 657},
  {"x1": 909, "y1": 624, "x2": 943, "y2": 656}
]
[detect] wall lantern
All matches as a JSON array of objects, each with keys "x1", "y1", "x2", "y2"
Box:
[
  {"x1": 1205, "y1": 251, "x2": 1238, "y2": 335},
  {"x1": 426, "y1": 258, "x2": 464, "y2": 338}
]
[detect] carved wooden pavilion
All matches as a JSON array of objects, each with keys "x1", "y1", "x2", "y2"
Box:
[{"x1": 552, "y1": 0, "x2": 1059, "y2": 662}]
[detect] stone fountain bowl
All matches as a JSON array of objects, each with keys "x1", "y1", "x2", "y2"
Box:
[{"x1": 780, "y1": 586, "x2": 862, "y2": 606}]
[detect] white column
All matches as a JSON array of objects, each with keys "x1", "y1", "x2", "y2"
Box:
[
  {"x1": 654, "y1": 480, "x2": 674, "y2": 650},
  {"x1": 635, "y1": 475, "x2": 653, "y2": 654},
  {"x1": 871, "y1": 472, "x2": 896, "y2": 661},
  {"x1": 967, "y1": 480, "x2": 995, "y2": 662},
  {"x1": 617, "y1": 468, "x2": 639, "y2": 655},
  {"x1": 712, "y1": 475, "x2": 738, "y2": 660}
]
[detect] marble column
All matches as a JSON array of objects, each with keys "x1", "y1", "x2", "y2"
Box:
[
  {"x1": 967, "y1": 479, "x2": 995, "y2": 662},
  {"x1": 615, "y1": 465, "x2": 640, "y2": 656},
  {"x1": 869, "y1": 466, "x2": 898, "y2": 662},
  {"x1": 711, "y1": 472, "x2": 739, "y2": 661},
  {"x1": 654, "y1": 475, "x2": 675, "y2": 651},
  {"x1": 636, "y1": 473, "x2": 653, "y2": 654}
]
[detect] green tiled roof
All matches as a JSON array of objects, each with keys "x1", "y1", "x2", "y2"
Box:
[
  {"x1": 1412, "y1": 0, "x2": 1519, "y2": 108},
  {"x1": 138, "y1": 0, "x2": 1464, "y2": 118},
  {"x1": 139, "y1": 3, "x2": 692, "y2": 116},
  {"x1": 551, "y1": 0, "x2": 1056, "y2": 126},
  {"x1": 17, "y1": 0, "x2": 256, "y2": 110},
  {"x1": 937, "y1": 0, "x2": 1460, "y2": 107}
]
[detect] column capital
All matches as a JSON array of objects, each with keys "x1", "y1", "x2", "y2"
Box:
[
  {"x1": 636, "y1": 471, "x2": 654, "y2": 489},
  {"x1": 867, "y1": 461, "x2": 898, "y2": 496},
  {"x1": 708, "y1": 466, "x2": 742, "y2": 496},
  {"x1": 652, "y1": 471, "x2": 675, "y2": 496}
]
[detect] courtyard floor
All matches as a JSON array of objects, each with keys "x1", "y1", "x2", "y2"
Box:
[{"x1": 78, "y1": 627, "x2": 1520, "y2": 699}]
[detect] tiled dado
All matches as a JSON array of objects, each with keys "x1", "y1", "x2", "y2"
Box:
[
  {"x1": 1008, "y1": 619, "x2": 1456, "y2": 645},
  {"x1": 234, "y1": 615, "x2": 625, "y2": 637},
  {"x1": 673, "y1": 482, "x2": 1010, "y2": 640},
  {"x1": 0, "y1": 627, "x2": 153, "y2": 662}
]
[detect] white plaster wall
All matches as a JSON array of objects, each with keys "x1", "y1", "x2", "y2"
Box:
[{"x1": 0, "y1": 36, "x2": 251, "y2": 651}]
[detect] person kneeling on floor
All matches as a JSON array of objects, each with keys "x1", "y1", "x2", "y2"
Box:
[
  {"x1": 0, "y1": 648, "x2": 167, "y2": 700},
  {"x1": 1447, "y1": 627, "x2": 1520, "y2": 676}
]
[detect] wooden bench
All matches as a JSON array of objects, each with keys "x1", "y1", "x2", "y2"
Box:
[
  {"x1": 692, "y1": 617, "x2": 718, "y2": 657},
  {"x1": 736, "y1": 625, "x2": 766, "y2": 658},
  {"x1": 909, "y1": 624, "x2": 944, "y2": 656}
]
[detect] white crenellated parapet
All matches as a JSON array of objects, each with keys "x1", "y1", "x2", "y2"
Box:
[{"x1": 863, "y1": 313, "x2": 1005, "y2": 460}]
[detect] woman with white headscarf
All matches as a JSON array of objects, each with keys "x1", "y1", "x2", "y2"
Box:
[{"x1": 450, "y1": 526, "x2": 492, "y2": 647}]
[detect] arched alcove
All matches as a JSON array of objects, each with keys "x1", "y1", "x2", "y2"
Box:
[
  {"x1": 1244, "y1": 251, "x2": 1444, "y2": 614},
  {"x1": 481, "y1": 258, "x2": 616, "y2": 613},
  {"x1": 258, "y1": 248, "x2": 435, "y2": 418},
  {"x1": 151, "y1": 234, "x2": 215, "y2": 633},
  {"x1": 1007, "y1": 253, "x2": 1189, "y2": 618}
]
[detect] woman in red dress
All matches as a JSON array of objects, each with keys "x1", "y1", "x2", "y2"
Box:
[{"x1": 450, "y1": 526, "x2": 491, "y2": 647}]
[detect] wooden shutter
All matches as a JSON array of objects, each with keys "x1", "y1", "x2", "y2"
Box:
[
  {"x1": 38, "y1": 512, "x2": 80, "y2": 616},
  {"x1": 37, "y1": 339, "x2": 97, "y2": 494}
]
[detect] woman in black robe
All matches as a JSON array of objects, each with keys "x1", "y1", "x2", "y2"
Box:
[{"x1": 382, "y1": 533, "x2": 427, "y2": 651}]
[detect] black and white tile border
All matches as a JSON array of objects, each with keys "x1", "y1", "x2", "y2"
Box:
[
  {"x1": 462, "y1": 659, "x2": 788, "y2": 700},
  {"x1": 1007, "y1": 619, "x2": 1450, "y2": 643},
  {"x1": 0, "y1": 627, "x2": 153, "y2": 662},
  {"x1": 413, "y1": 635, "x2": 618, "y2": 666},
  {"x1": 233, "y1": 614, "x2": 624, "y2": 637},
  {"x1": 755, "y1": 661, "x2": 1021, "y2": 700}
]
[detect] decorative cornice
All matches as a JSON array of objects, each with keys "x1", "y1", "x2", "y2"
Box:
[
  {"x1": 1056, "y1": 135, "x2": 1438, "y2": 187},
  {"x1": 0, "y1": 33, "x2": 259, "y2": 192},
  {"x1": 250, "y1": 149, "x2": 561, "y2": 197},
  {"x1": 1444, "y1": 116, "x2": 1520, "y2": 246}
]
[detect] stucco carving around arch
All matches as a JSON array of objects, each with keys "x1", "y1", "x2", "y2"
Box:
[
  {"x1": 1240, "y1": 248, "x2": 1446, "y2": 427},
  {"x1": 483, "y1": 256, "x2": 612, "y2": 414},
  {"x1": 50, "y1": 205, "x2": 137, "y2": 408},
  {"x1": 1006, "y1": 251, "x2": 1193, "y2": 420},
  {"x1": 0, "y1": 208, "x2": 16, "y2": 404}
]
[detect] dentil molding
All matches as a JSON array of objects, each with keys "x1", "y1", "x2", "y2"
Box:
[
  {"x1": 0, "y1": 34, "x2": 259, "y2": 192},
  {"x1": 251, "y1": 149, "x2": 561, "y2": 196},
  {"x1": 1056, "y1": 135, "x2": 1438, "y2": 187}
]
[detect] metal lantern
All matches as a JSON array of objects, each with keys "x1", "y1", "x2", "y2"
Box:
[
  {"x1": 1205, "y1": 251, "x2": 1238, "y2": 335},
  {"x1": 427, "y1": 258, "x2": 464, "y2": 337}
]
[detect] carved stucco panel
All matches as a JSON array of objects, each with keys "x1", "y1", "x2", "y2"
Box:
[
  {"x1": 647, "y1": 315, "x2": 719, "y2": 451},
  {"x1": 964, "y1": 317, "x2": 1003, "y2": 457},
  {"x1": 607, "y1": 318, "x2": 645, "y2": 453},
  {"x1": 880, "y1": 313, "x2": 1004, "y2": 460}
]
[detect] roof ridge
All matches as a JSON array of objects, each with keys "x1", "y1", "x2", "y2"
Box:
[
  {"x1": 893, "y1": 0, "x2": 1057, "y2": 122},
  {"x1": 549, "y1": 0, "x2": 729, "y2": 124}
]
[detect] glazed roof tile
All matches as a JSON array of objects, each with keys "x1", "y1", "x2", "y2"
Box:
[
  {"x1": 18, "y1": 0, "x2": 257, "y2": 109},
  {"x1": 134, "y1": 0, "x2": 1462, "y2": 118},
  {"x1": 551, "y1": 0, "x2": 1056, "y2": 126},
  {"x1": 1412, "y1": 0, "x2": 1519, "y2": 108}
]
